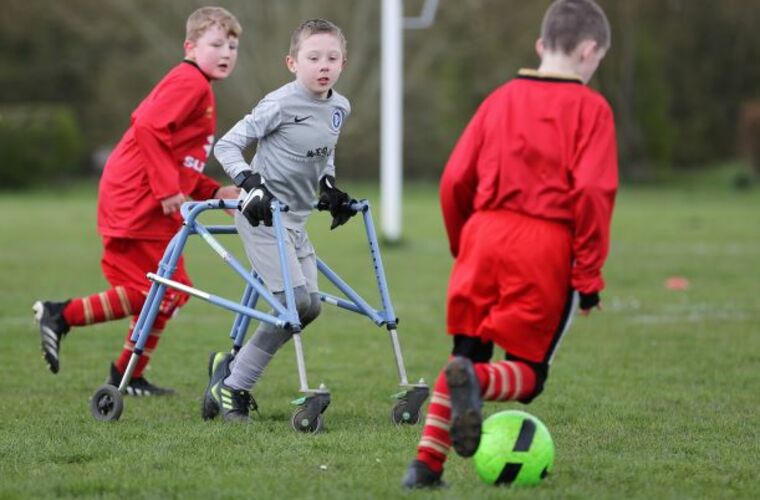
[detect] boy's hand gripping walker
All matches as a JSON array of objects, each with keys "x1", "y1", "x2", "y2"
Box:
[{"x1": 89, "y1": 198, "x2": 430, "y2": 432}]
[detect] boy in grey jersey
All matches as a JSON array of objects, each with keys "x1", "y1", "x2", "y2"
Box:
[{"x1": 203, "y1": 19, "x2": 356, "y2": 423}]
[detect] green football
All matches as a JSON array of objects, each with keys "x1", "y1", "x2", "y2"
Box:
[{"x1": 472, "y1": 410, "x2": 554, "y2": 486}]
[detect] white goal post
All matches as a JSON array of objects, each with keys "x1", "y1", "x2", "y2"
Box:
[{"x1": 381, "y1": 0, "x2": 439, "y2": 242}]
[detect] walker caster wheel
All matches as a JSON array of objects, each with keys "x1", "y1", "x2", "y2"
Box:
[
  {"x1": 290, "y1": 392, "x2": 330, "y2": 433},
  {"x1": 391, "y1": 400, "x2": 421, "y2": 425},
  {"x1": 390, "y1": 384, "x2": 429, "y2": 426},
  {"x1": 291, "y1": 408, "x2": 323, "y2": 433},
  {"x1": 90, "y1": 384, "x2": 123, "y2": 421}
]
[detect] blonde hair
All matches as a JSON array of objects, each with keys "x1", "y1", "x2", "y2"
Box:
[
  {"x1": 541, "y1": 0, "x2": 610, "y2": 54},
  {"x1": 289, "y1": 18, "x2": 346, "y2": 59},
  {"x1": 186, "y1": 6, "x2": 242, "y2": 42}
]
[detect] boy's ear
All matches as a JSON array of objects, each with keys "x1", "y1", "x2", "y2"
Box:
[
  {"x1": 285, "y1": 54, "x2": 296, "y2": 73},
  {"x1": 579, "y1": 40, "x2": 599, "y2": 61},
  {"x1": 184, "y1": 39, "x2": 196, "y2": 60},
  {"x1": 535, "y1": 38, "x2": 545, "y2": 59}
]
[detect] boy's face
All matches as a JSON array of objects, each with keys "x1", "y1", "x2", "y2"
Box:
[
  {"x1": 286, "y1": 32, "x2": 345, "y2": 99},
  {"x1": 184, "y1": 24, "x2": 238, "y2": 81}
]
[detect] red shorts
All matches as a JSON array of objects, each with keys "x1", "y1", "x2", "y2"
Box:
[
  {"x1": 101, "y1": 237, "x2": 191, "y2": 311},
  {"x1": 446, "y1": 210, "x2": 573, "y2": 363}
]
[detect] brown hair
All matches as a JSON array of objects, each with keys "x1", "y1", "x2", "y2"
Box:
[
  {"x1": 289, "y1": 18, "x2": 346, "y2": 59},
  {"x1": 186, "y1": 6, "x2": 242, "y2": 42},
  {"x1": 541, "y1": 0, "x2": 610, "y2": 54}
]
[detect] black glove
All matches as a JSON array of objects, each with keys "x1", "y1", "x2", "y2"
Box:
[
  {"x1": 579, "y1": 291, "x2": 600, "y2": 311},
  {"x1": 238, "y1": 173, "x2": 273, "y2": 227},
  {"x1": 317, "y1": 175, "x2": 356, "y2": 230}
]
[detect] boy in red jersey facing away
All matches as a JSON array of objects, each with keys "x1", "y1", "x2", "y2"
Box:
[
  {"x1": 33, "y1": 7, "x2": 242, "y2": 396},
  {"x1": 402, "y1": 0, "x2": 618, "y2": 488}
]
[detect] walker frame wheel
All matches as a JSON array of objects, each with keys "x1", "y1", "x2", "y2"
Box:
[
  {"x1": 390, "y1": 400, "x2": 421, "y2": 425},
  {"x1": 90, "y1": 384, "x2": 124, "y2": 421},
  {"x1": 291, "y1": 408, "x2": 324, "y2": 433},
  {"x1": 290, "y1": 393, "x2": 330, "y2": 433},
  {"x1": 390, "y1": 385, "x2": 429, "y2": 425}
]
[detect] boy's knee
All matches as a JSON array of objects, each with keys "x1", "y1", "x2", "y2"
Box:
[
  {"x1": 290, "y1": 287, "x2": 322, "y2": 328},
  {"x1": 272, "y1": 287, "x2": 321, "y2": 329},
  {"x1": 509, "y1": 357, "x2": 549, "y2": 404},
  {"x1": 451, "y1": 334, "x2": 494, "y2": 363},
  {"x1": 274, "y1": 286, "x2": 309, "y2": 312},
  {"x1": 300, "y1": 293, "x2": 322, "y2": 327},
  {"x1": 292, "y1": 287, "x2": 311, "y2": 316}
]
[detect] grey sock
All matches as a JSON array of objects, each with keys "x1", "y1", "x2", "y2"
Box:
[{"x1": 225, "y1": 340, "x2": 275, "y2": 392}]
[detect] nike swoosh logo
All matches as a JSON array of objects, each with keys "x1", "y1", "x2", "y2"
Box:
[{"x1": 294, "y1": 115, "x2": 312, "y2": 123}]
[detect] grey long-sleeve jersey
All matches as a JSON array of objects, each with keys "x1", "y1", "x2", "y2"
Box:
[{"x1": 214, "y1": 80, "x2": 351, "y2": 229}]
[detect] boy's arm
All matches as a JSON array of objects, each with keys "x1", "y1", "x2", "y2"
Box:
[
  {"x1": 570, "y1": 102, "x2": 619, "y2": 295},
  {"x1": 320, "y1": 149, "x2": 337, "y2": 180},
  {"x1": 187, "y1": 170, "x2": 222, "y2": 200},
  {"x1": 213, "y1": 99, "x2": 281, "y2": 185},
  {"x1": 317, "y1": 151, "x2": 356, "y2": 230},
  {"x1": 439, "y1": 107, "x2": 484, "y2": 257},
  {"x1": 133, "y1": 78, "x2": 205, "y2": 202}
]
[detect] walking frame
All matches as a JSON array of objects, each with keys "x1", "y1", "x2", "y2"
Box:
[{"x1": 89, "y1": 198, "x2": 429, "y2": 432}]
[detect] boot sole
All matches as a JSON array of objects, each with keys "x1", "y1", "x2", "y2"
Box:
[
  {"x1": 202, "y1": 388, "x2": 219, "y2": 420},
  {"x1": 33, "y1": 301, "x2": 60, "y2": 374},
  {"x1": 202, "y1": 352, "x2": 228, "y2": 420},
  {"x1": 402, "y1": 461, "x2": 447, "y2": 489},
  {"x1": 207, "y1": 352, "x2": 216, "y2": 378},
  {"x1": 445, "y1": 357, "x2": 482, "y2": 457}
]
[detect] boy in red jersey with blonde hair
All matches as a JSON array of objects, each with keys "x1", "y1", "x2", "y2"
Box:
[
  {"x1": 33, "y1": 7, "x2": 242, "y2": 396},
  {"x1": 403, "y1": 0, "x2": 618, "y2": 488}
]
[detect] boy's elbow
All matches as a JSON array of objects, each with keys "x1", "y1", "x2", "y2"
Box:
[
  {"x1": 212, "y1": 139, "x2": 230, "y2": 157},
  {"x1": 213, "y1": 138, "x2": 242, "y2": 164},
  {"x1": 574, "y1": 180, "x2": 616, "y2": 203}
]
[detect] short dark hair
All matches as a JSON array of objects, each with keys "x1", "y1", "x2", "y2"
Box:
[
  {"x1": 289, "y1": 18, "x2": 347, "y2": 59},
  {"x1": 541, "y1": 0, "x2": 610, "y2": 54}
]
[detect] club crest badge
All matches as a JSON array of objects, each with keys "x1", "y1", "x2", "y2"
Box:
[{"x1": 331, "y1": 109, "x2": 344, "y2": 131}]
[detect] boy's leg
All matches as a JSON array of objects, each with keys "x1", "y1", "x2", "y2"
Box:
[
  {"x1": 203, "y1": 288, "x2": 318, "y2": 422},
  {"x1": 406, "y1": 213, "x2": 570, "y2": 487},
  {"x1": 207, "y1": 220, "x2": 320, "y2": 419},
  {"x1": 108, "y1": 289, "x2": 188, "y2": 396},
  {"x1": 102, "y1": 238, "x2": 190, "y2": 395},
  {"x1": 202, "y1": 350, "x2": 255, "y2": 423},
  {"x1": 34, "y1": 286, "x2": 145, "y2": 374},
  {"x1": 225, "y1": 234, "x2": 321, "y2": 393},
  {"x1": 408, "y1": 357, "x2": 538, "y2": 485},
  {"x1": 445, "y1": 356, "x2": 483, "y2": 457},
  {"x1": 112, "y1": 310, "x2": 168, "y2": 377},
  {"x1": 62, "y1": 286, "x2": 145, "y2": 327},
  {"x1": 224, "y1": 286, "x2": 318, "y2": 392}
]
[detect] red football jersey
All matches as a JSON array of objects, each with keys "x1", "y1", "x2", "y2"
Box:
[
  {"x1": 97, "y1": 61, "x2": 221, "y2": 240},
  {"x1": 440, "y1": 70, "x2": 618, "y2": 294}
]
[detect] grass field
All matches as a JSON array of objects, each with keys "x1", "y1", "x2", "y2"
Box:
[{"x1": 1, "y1": 176, "x2": 759, "y2": 499}]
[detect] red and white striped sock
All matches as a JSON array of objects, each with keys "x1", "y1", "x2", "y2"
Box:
[
  {"x1": 62, "y1": 287, "x2": 144, "y2": 326},
  {"x1": 476, "y1": 360, "x2": 537, "y2": 402},
  {"x1": 416, "y1": 369, "x2": 451, "y2": 473},
  {"x1": 415, "y1": 359, "x2": 537, "y2": 472},
  {"x1": 114, "y1": 313, "x2": 169, "y2": 379}
]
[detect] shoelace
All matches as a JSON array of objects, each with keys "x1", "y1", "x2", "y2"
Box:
[{"x1": 231, "y1": 390, "x2": 259, "y2": 414}]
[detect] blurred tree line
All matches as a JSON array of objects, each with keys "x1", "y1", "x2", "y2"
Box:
[{"x1": 2, "y1": 0, "x2": 760, "y2": 188}]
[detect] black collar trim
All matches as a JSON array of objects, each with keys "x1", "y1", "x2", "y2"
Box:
[
  {"x1": 516, "y1": 68, "x2": 583, "y2": 84},
  {"x1": 182, "y1": 59, "x2": 211, "y2": 81}
]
